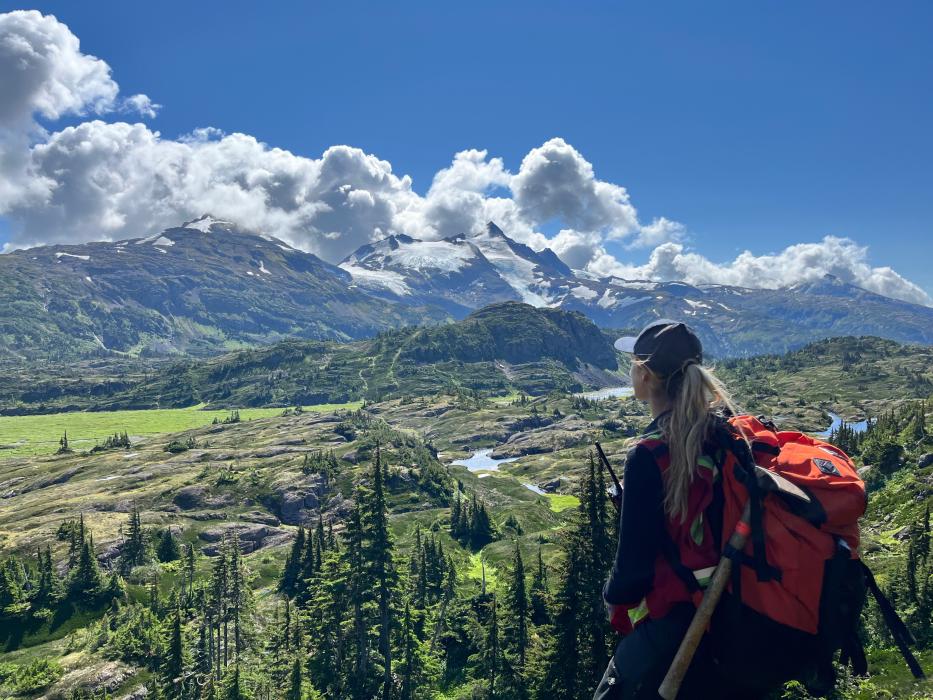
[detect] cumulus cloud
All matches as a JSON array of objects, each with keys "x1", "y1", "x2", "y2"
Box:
[
  {"x1": 586, "y1": 237, "x2": 933, "y2": 307},
  {"x1": 0, "y1": 10, "x2": 928, "y2": 308},
  {"x1": 512, "y1": 138, "x2": 639, "y2": 239},
  {"x1": 0, "y1": 10, "x2": 155, "y2": 127}
]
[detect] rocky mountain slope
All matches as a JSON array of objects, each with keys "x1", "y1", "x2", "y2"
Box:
[
  {"x1": 0, "y1": 216, "x2": 445, "y2": 362},
  {"x1": 2, "y1": 217, "x2": 932, "y2": 363}
]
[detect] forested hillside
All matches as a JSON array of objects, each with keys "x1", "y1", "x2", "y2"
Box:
[{"x1": 0, "y1": 303, "x2": 621, "y2": 415}]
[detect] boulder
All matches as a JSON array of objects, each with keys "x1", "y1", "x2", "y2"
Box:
[
  {"x1": 918, "y1": 453, "x2": 933, "y2": 469},
  {"x1": 273, "y1": 475, "x2": 328, "y2": 525},
  {"x1": 199, "y1": 523, "x2": 292, "y2": 555},
  {"x1": 173, "y1": 485, "x2": 234, "y2": 510}
]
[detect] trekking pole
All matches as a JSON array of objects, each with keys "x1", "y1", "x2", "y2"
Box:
[
  {"x1": 658, "y1": 501, "x2": 752, "y2": 700},
  {"x1": 594, "y1": 441, "x2": 623, "y2": 511}
]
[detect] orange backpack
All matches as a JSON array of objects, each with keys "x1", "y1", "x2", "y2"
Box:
[
  {"x1": 704, "y1": 415, "x2": 924, "y2": 689},
  {"x1": 603, "y1": 414, "x2": 925, "y2": 692},
  {"x1": 719, "y1": 415, "x2": 865, "y2": 633}
]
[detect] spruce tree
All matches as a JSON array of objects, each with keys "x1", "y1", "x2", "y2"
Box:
[
  {"x1": 163, "y1": 608, "x2": 185, "y2": 697},
  {"x1": 502, "y1": 541, "x2": 528, "y2": 675},
  {"x1": 121, "y1": 507, "x2": 147, "y2": 573},
  {"x1": 157, "y1": 529, "x2": 181, "y2": 563},
  {"x1": 578, "y1": 452, "x2": 613, "y2": 687},
  {"x1": 69, "y1": 532, "x2": 103, "y2": 602},
  {"x1": 280, "y1": 526, "x2": 306, "y2": 596},
  {"x1": 539, "y1": 545, "x2": 582, "y2": 700},
  {"x1": 484, "y1": 594, "x2": 501, "y2": 698},
  {"x1": 286, "y1": 657, "x2": 303, "y2": 700},
  {"x1": 364, "y1": 445, "x2": 397, "y2": 700},
  {"x1": 529, "y1": 547, "x2": 550, "y2": 627}
]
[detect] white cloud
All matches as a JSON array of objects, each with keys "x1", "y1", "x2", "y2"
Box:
[
  {"x1": 0, "y1": 10, "x2": 155, "y2": 127},
  {"x1": 512, "y1": 137, "x2": 639, "y2": 239},
  {"x1": 120, "y1": 93, "x2": 161, "y2": 119},
  {"x1": 586, "y1": 238, "x2": 932, "y2": 307},
  {"x1": 0, "y1": 10, "x2": 928, "y2": 308}
]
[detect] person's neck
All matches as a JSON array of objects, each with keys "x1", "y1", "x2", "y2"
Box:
[{"x1": 649, "y1": 395, "x2": 672, "y2": 420}]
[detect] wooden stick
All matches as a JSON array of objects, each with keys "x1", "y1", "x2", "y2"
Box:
[{"x1": 658, "y1": 502, "x2": 751, "y2": 700}]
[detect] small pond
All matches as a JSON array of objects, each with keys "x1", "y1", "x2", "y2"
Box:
[
  {"x1": 451, "y1": 448, "x2": 519, "y2": 473},
  {"x1": 574, "y1": 386, "x2": 635, "y2": 401}
]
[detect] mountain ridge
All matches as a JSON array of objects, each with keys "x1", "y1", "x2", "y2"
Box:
[{"x1": 2, "y1": 216, "x2": 932, "y2": 363}]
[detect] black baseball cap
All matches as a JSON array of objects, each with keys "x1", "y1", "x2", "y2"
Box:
[{"x1": 614, "y1": 319, "x2": 703, "y2": 378}]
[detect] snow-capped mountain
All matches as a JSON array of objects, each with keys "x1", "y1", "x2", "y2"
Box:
[
  {"x1": 339, "y1": 223, "x2": 569, "y2": 311},
  {"x1": 0, "y1": 215, "x2": 445, "y2": 361},
  {"x1": 341, "y1": 222, "x2": 933, "y2": 357},
  {"x1": 3, "y1": 216, "x2": 932, "y2": 362}
]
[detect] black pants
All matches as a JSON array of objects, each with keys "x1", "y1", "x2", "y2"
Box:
[{"x1": 593, "y1": 604, "x2": 717, "y2": 700}]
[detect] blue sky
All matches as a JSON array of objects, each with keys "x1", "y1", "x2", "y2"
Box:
[{"x1": 2, "y1": 1, "x2": 931, "y2": 299}]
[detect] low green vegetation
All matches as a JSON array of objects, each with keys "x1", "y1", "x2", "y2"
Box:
[{"x1": 0, "y1": 402, "x2": 362, "y2": 457}]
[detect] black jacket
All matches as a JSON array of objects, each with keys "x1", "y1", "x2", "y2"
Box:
[{"x1": 602, "y1": 413, "x2": 667, "y2": 605}]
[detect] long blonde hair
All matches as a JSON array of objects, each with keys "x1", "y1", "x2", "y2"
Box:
[{"x1": 638, "y1": 360, "x2": 739, "y2": 522}]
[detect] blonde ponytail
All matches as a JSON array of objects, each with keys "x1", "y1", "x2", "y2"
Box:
[{"x1": 657, "y1": 363, "x2": 738, "y2": 522}]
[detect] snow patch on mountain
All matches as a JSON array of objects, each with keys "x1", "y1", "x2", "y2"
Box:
[
  {"x1": 341, "y1": 265, "x2": 412, "y2": 296},
  {"x1": 152, "y1": 236, "x2": 175, "y2": 247},
  {"x1": 183, "y1": 215, "x2": 233, "y2": 233},
  {"x1": 570, "y1": 285, "x2": 599, "y2": 301},
  {"x1": 386, "y1": 240, "x2": 477, "y2": 274},
  {"x1": 55, "y1": 252, "x2": 90, "y2": 261}
]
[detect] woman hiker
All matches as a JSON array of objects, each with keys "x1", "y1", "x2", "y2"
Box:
[{"x1": 594, "y1": 319, "x2": 738, "y2": 700}]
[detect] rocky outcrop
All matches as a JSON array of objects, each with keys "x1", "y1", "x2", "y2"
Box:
[
  {"x1": 198, "y1": 523, "x2": 292, "y2": 555},
  {"x1": 48, "y1": 661, "x2": 135, "y2": 700},
  {"x1": 173, "y1": 485, "x2": 234, "y2": 510},
  {"x1": 489, "y1": 415, "x2": 592, "y2": 458},
  {"x1": 272, "y1": 474, "x2": 329, "y2": 525}
]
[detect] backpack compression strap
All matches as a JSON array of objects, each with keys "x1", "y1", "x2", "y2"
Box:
[{"x1": 712, "y1": 422, "x2": 782, "y2": 583}]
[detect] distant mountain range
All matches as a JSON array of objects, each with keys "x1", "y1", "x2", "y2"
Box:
[
  {"x1": 0, "y1": 216, "x2": 445, "y2": 362},
  {"x1": 1, "y1": 216, "x2": 931, "y2": 362}
]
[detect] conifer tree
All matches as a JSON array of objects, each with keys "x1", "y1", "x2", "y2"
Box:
[
  {"x1": 502, "y1": 542, "x2": 530, "y2": 699},
  {"x1": 286, "y1": 657, "x2": 303, "y2": 700},
  {"x1": 121, "y1": 507, "x2": 147, "y2": 573},
  {"x1": 70, "y1": 532, "x2": 103, "y2": 602},
  {"x1": 502, "y1": 541, "x2": 528, "y2": 673},
  {"x1": 539, "y1": 546, "x2": 582, "y2": 700},
  {"x1": 484, "y1": 594, "x2": 501, "y2": 698},
  {"x1": 157, "y1": 528, "x2": 181, "y2": 563},
  {"x1": 209, "y1": 540, "x2": 229, "y2": 674},
  {"x1": 364, "y1": 445, "x2": 397, "y2": 700},
  {"x1": 228, "y1": 534, "x2": 246, "y2": 659},
  {"x1": 280, "y1": 526, "x2": 306, "y2": 596},
  {"x1": 529, "y1": 547, "x2": 550, "y2": 627},
  {"x1": 315, "y1": 515, "x2": 327, "y2": 559},
  {"x1": 163, "y1": 608, "x2": 185, "y2": 697},
  {"x1": 34, "y1": 544, "x2": 63, "y2": 609}
]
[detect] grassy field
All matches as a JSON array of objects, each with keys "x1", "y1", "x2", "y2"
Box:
[
  {"x1": 545, "y1": 493, "x2": 580, "y2": 512},
  {"x1": 0, "y1": 402, "x2": 362, "y2": 457}
]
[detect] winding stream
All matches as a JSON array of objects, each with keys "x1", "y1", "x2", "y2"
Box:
[{"x1": 816, "y1": 412, "x2": 870, "y2": 438}]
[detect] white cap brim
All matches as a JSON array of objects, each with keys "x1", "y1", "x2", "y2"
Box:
[{"x1": 614, "y1": 336, "x2": 638, "y2": 353}]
